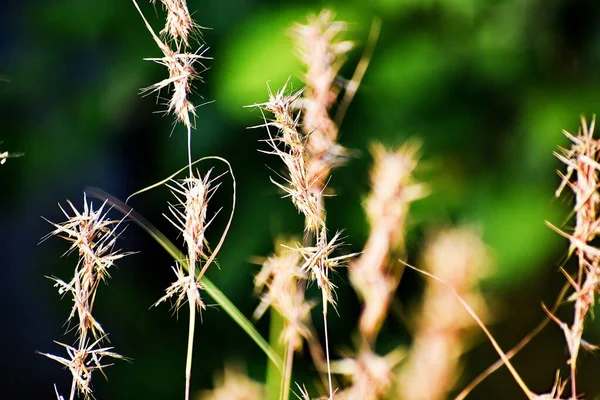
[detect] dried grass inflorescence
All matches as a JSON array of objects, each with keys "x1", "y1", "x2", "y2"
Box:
[
  {"x1": 133, "y1": 0, "x2": 208, "y2": 130},
  {"x1": 350, "y1": 142, "x2": 427, "y2": 343},
  {"x1": 253, "y1": 239, "x2": 313, "y2": 351},
  {"x1": 296, "y1": 228, "x2": 354, "y2": 308},
  {"x1": 40, "y1": 195, "x2": 131, "y2": 399},
  {"x1": 199, "y1": 365, "x2": 266, "y2": 400},
  {"x1": 333, "y1": 346, "x2": 404, "y2": 400},
  {"x1": 251, "y1": 11, "x2": 361, "y2": 399},
  {"x1": 152, "y1": 0, "x2": 196, "y2": 48},
  {"x1": 254, "y1": 83, "x2": 324, "y2": 233},
  {"x1": 155, "y1": 169, "x2": 220, "y2": 399},
  {"x1": 550, "y1": 115, "x2": 600, "y2": 396},
  {"x1": 397, "y1": 226, "x2": 491, "y2": 400},
  {"x1": 291, "y1": 10, "x2": 353, "y2": 189}
]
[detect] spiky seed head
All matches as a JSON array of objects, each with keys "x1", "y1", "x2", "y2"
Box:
[
  {"x1": 152, "y1": 0, "x2": 197, "y2": 49},
  {"x1": 296, "y1": 228, "x2": 356, "y2": 306},
  {"x1": 40, "y1": 338, "x2": 126, "y2": 400},
  {"x1": 44, "y1": 195, "x2": 131, "y2": 339},
  {"x1": 133, "y1": 0, "x2": 209, "y2": 129},
  {"x1": 253, "y1": 83, "x2": 325, "y2": 232},
  {"x1": 254, "y1": 239, "x2": 313, "y2": 350}
]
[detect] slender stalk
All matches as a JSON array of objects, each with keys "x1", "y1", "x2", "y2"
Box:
[
  {"x1": 281, "y1": 342, "x2": 294, "y2": 400},
  {"x1": 187, "y1": 125, "x2": 193, "y2": 177},
  {"x1": 185, "y1": 297, "x2": 196, "y2": 400},
  {"x1": 322, "y1": 292, "x2": 333, "y2": 399}
]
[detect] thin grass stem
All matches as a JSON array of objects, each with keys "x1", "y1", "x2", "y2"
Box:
[
  {"x1": 185, "y1": 298, "x2": 196, "y2": 400},
  {"x1": 281, "y1": 342, "x2": 294, "y2": 400},
  {"x1": 322, "y1": 291, "x2": 333, "y2": 399}
]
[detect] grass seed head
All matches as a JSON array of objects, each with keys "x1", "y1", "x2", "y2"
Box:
[
  {"x1": 551, "y1": 115, "x2": 600, "y2": 396},
  {"x1": 44, "y1": 195, "x2": 131, "y2": 340},
  {"x1": 133, "y1": 0, "x2": 209, "y2": 129},
  {"x1": 152, "y1": 0, "x2": 197, "y2": 49},
  {"x1": 291, "y1": 9, "x2": 353, "y2": 135},
  {"x1": 366, "y1": 142, "x2": 427, "y2": 250},
  {"x1": 297, "y1": 228, "x2": 356, "y2": 307},
  {"x1": 253, "y1": 83, "x2": 325, "y2": 232},
  {"x1": 291, "y1": 9, "x2": 354, "y2": 187},
  {"x1": 165, "y1": 169, "x2": 215, "y2": 267},
  {"x1": 254, "y1": 239, "x2": 313, "y2": 350},
  {"x1": 350, "y1": 142, "x2": 427, "y2": 341},
  {"x1": 40, "y1": 338, "x2": 126, "y2": 400}
]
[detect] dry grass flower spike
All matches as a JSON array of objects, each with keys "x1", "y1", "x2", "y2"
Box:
[
  {"x1": 548, "y1": 115, "x2": 600, "y2": 398},
  {"x1": 39, "y1": 195, "x2": 132, "y2": 400},
  {"x1": 132, "y1": 0, "x2": 209, "y2": 173}
]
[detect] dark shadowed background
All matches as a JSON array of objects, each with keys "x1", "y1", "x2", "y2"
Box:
[{"x1": 2, "y1": 0, "x2": 600, "y2": 399}]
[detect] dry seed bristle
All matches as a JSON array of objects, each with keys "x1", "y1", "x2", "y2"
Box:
[
  {"x1": 142, "y1": 48, "x2": 208, "y2": 129},
  {"x1": 292, "y1": 10, "x2": 353, "y2": 136}
]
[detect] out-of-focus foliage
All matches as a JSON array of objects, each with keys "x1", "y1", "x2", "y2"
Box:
[{"x1": 2, "y1": 0, "x2": 600, "y2": 399}]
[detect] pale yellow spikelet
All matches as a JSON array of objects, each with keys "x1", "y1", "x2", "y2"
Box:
[
  {"x1": 154, "y1": 262, "x2": 205, "y2": 312},
  {"x1": 366, "y1": 142, "x2": 427, "y2": 250},
  {"x1": 165, "y1": 169, "x2": 214, "y2": 265}
]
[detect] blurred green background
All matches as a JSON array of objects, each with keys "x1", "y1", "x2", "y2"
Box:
[{"x1": 2, "y1": 0, "x2": 600, "y2": 398}]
